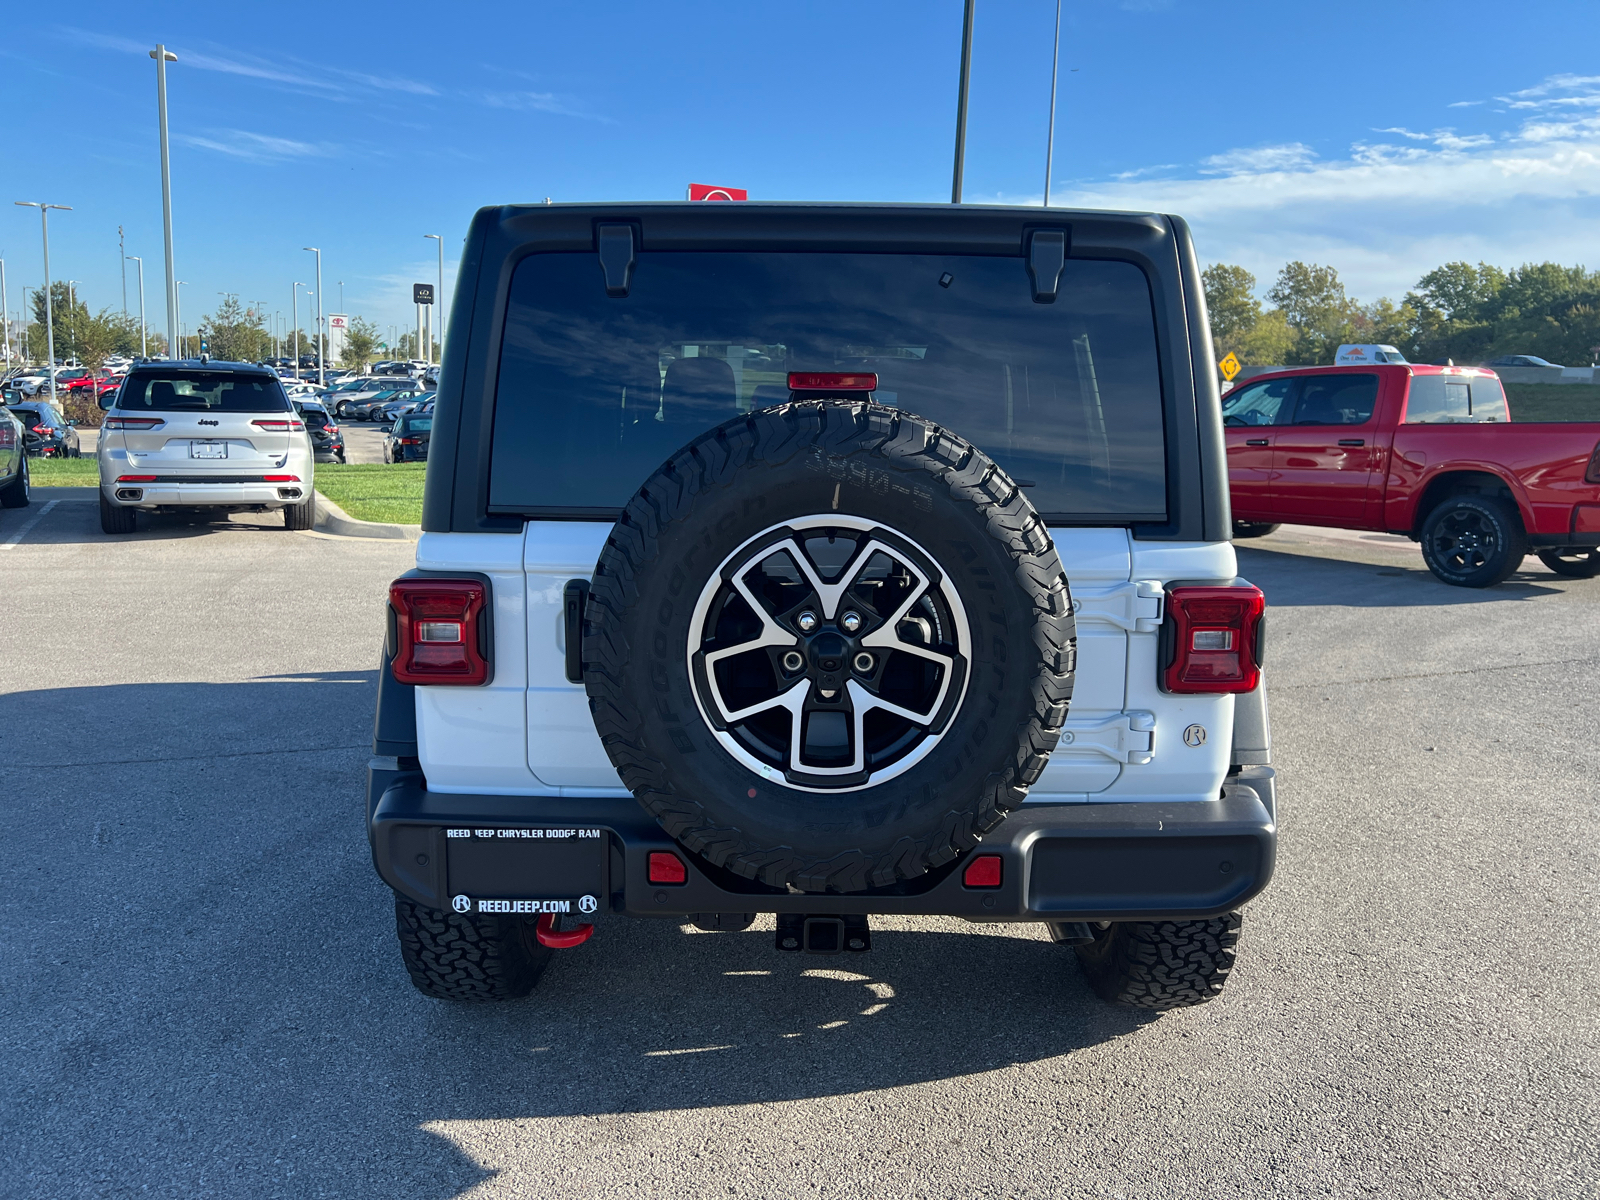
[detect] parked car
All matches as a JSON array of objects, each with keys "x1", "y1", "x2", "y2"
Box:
[
  {"x1": 1484, "y1": 354, "x2": 1563, "y2": 369},
  {"x1": 372, "y1": 393, "x2": 431, "y2": 423},
  {"x1": 381, "y1": 412, "x2": 431, "y2": 462},
  {"x1": 293, "y1": 400, "x2": 346, "y2": 464},
  {"x1": 96, "y1": 360, "x2": 315, "y2": 534},
  {"x1": 6, "y1": 401, "x2": 81, "y2": 457},
  {"x1": 0, "y1": 405, "x2": 28, "y2": 508},
  {"x1": 1222, "y1": 364, "x2": 1600, "y2": 583},
  {"x1": 368, "y1": 200, "x2": 1275, "y2": 1011}
]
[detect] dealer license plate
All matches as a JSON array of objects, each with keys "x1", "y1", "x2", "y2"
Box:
[{"x1": 189, "y1": 441, "x2": 226, "y2": 459}]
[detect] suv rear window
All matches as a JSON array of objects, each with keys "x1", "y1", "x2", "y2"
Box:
[
  {"x1": 119, "y1": 372, "x2": 290, "y2": 413},
  {"x1": 490, "y1": 251, "x2": 1167, "y2": 520}
]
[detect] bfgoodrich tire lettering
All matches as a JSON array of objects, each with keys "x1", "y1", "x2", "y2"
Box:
[{"x1": 582, "y1": 400, "x2": 1076, "y2": 894}]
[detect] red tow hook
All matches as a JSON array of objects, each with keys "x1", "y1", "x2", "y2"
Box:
[{"x1": 536, "y1": 914, "x2": 595, "y2": 949}]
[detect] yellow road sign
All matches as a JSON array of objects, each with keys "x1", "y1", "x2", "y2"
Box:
[{"x1": 1218, "y1": 351, "x2": 1241, "y2": 381}]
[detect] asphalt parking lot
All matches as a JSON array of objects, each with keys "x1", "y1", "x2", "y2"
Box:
[{"x1": 1, "y1": 504, "x2": 1595, "y2": 1199}]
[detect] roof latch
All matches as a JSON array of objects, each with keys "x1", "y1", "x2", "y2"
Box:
[
  {"x1": 596, "y1": 224, "x2": 636, "y2": 298},
  {"x1": 1027, "y1": 229, "x2": 1067, "y2": 304}
]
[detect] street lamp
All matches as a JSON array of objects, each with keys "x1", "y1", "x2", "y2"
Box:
[
  {"x1": 303, "y1": 246, "x2": 323, "y2": 385},
  {"x1": 67, "y1": 281, "x2": 79, "y2": 363},
  {"x1": 126, "y1": 255, "x2": 147, "y2": 358},
  {"x1": 292, "y1": 282, "x2": 304, "y2": 376},
  {"x1": 150, "y1": 45, "x2": 180, "y2": 355},
  {"x1": 14, "y1": 201, "x2": 71, "y2": 404},
  {"x1": 425, "y1": 233, "x2": 444, "y2": 365},
  {"x1": 175, "y1": 280, "x2": 188, "y2": 357},
  {"x1": 0, "y1": 257, "x2": 9, "y2": 369}
]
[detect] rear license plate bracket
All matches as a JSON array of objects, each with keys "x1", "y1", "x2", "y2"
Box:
[
  {"x1": 189, "y1": 440, "x2": 227, "y2": 459},
  {"x1": 444, "y1": 827, "x2": 607, "y2": 913}
]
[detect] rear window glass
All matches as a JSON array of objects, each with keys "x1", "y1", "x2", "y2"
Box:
[
  {"x1": 1405, "y1": 375, "x2": 1508, "y2": 423},
  {"x1": 1291, "y1": 374, "x2": 1378, "y2": 426},
  {"x1": 491, "y1": 251, "x2": 1167, "y2": 519},
  {"x1": 118, "y1": 372, "x2": 289, "y2": 413},
  {"x1": 403, "y1": 417, "x2": 433, "y2": 432}
]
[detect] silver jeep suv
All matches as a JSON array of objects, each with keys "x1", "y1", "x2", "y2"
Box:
[{"x1": 98, "y1": 361, "x2": 316, "y2": 534}]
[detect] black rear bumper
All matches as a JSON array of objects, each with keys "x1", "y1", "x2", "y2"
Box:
[{"x1": 368, "y1": 766, "x2": 1277, "y2": 922}]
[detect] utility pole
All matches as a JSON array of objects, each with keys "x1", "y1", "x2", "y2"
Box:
[
  {"x1": 951, "y1": 0, "x2": 976, "y2": 203},
  {"x1": 119, "y1": 224, "x2": 128, "y2": 314},
  {"x1": 175, "y1": 281, "x2": 188, "y2": 357},
  {"x1": 0, "y1": 257, "x2": 9, "y2": 369},
  {"x1": 14, "y1": 201, "x2": 71, "y2": 404},
  {"x1": 1044, "y1": 0, "x2": 1061, "y2": 207},
  {"x1": 127, "y1": 255, "x2": 147, "y2": 358},
  {"x1": 425, "y1": 233, "x2": 444, "y2": 365},
  {"x1": 303, "y1": 246, "x2": 324, "y2": 385},
  {"x1": 150, "y1": 46, "x2": 180, "y2": 358},
  {"x1": 66, "y1": 281, "x2": 78, "y2": 362}
]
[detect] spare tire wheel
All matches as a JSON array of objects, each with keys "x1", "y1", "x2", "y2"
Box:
[{"x1": 583, "y1": 400, "x2": 1077, "y2": 894}]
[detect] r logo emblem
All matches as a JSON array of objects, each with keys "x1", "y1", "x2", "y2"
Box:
[
  {"x1": 578, "y1": 894, "x2": 599, "y2": 914},
  {"x1": 1182, "y1": 724, "x2": 1207, "y2": 748},
  {"x1": 451, "y1": 894, "x2": 471, "y2": 913}
]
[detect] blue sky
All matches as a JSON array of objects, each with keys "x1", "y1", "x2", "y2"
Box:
[{"x1": 5, "y1": 0, "x2": 1600, "y2": 343}]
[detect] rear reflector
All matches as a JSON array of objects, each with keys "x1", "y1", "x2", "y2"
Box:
[
  {"x1": 1161, "y1": 585, "x2": 1266, "y2": 694},
  {"x1": 115, "y1": 475, "x2": 158, "y2": 482},
  {"x1": 788, "y1": 372, "x2": 878, "y2": 392},
  {"x1": 963, "y1": 854, "x2": 1003, "y2": 888},
  {"x1": 262, "y1": 474, "x2": 301, "y2": 482},
  {"x1": 388, "y1": 577, "x2": 491, "y2": 685},
  {"x1": 648, "y1": 852, "x2": 687, "y2": 885}
]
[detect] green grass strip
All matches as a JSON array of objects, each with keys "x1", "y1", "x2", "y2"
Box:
[{"x1": 313, "y1": 462, "x2": 426, "y2": 525}]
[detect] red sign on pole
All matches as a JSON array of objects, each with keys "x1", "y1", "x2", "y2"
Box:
[{"x1": 687, "y1": 183, "x2": 748, "y2": 201}]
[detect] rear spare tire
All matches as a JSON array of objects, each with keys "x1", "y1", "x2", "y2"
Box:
[{"x1": 583, "y1": 400, "x2": 1076, "y2": 894}]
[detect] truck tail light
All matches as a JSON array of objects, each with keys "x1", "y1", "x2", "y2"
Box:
[
  {"x1": 1585, "y1": 440, "x2": 1600, "y2": 484},
  {"x1": 1161, "y1": 585, "x2": 1266, "y2": 694},
  {"x1": 787, "y1": 372, "x2": 878, "y2": 391},
  {"x1": 389, "y1": 578, "x2": 491, "y2": 685}
]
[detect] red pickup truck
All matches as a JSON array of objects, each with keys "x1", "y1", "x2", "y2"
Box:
[{"x1": 1222, "y1": 364, "x2": 1600, "y2": 586}]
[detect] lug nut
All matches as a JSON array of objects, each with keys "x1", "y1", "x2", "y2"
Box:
[
  {"x1": 841, "y1": 611, "x2": 863, "y2": 633},
  {"x1": 853, "y1": 652, "x2": 874, "y2": 673},
  {"x1": 781, "y1": 651, "x2": 804, "y2": 672},
  {"x1": 796, "y1": 611, "x2": 818, "y2": 632}
]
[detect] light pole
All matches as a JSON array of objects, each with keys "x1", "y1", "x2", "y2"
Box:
[
  {"x1": 0, "y1": 257, "x2": 9, "y2": 368},
  {"x1": 425, "y1": 232, "x2": 444, "y2": 365},
  {"x1": 1044, "y1": 0, "x2": 1061, "y2": 207},
  {"x1": 66, "y1": 280, "x2": 79, "y2": 363},
  {"x1": 303, "y1": 246, "x2": 323, "y2": 385},
  {"x1": 951, "y1": 0, "x2": 976, "y2": 203},
  {"x1": 14, "y1": 201, "x2": 71, "y2": 404},
  {"x1": 175, "y1": 280, "x2": 188, "y2": 357},
  {"x1": 150, "y1": 45, "x2": 180, "y2": 358},
  {"x1": 127, "y1": 255, "x2": 147, "y2": 358},
  {"x1": 119, "y1": 224, "x2": 128, "y2": 315}
]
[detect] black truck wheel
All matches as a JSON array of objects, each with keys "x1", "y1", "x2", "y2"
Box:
[
  {"x1": 394, "y1": 895, "x2": 553, "y2": 1001},
  {"x1": 1419, "y1": 494, "x2": 1528, "y2": 587},
  {"x1": 1537, "y1": 548, "x2": 1600, "y2": 578},
  {"x1": 583, "y1": 400, "x2": 1076, "y2": 894},
  {"x1": 1231, "y1": 521, "x2": 1279, "y2": 539},
  {"x1": 1073, "y1": 914, "x2": 1243, "y2": 1009}
]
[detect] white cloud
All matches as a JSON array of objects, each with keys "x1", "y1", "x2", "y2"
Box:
[
  {"x1": 479, "y1": 90, "x2": 611, "y2": 122},
  {"x1": 1199, "y1": 143, "x2": 1317, "y2": 175},
  {"x1": 1029, "y1": 73, "x2": 1600, "y2": 301},
  {"x1": 178, "y1": 130, "x2": 339, "y2": 162}
]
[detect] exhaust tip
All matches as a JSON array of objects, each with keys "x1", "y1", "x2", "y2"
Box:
[
  {"x1": 277, "y1": 487, "x2": 303, "y2": 500},
  {"x1": 115, "y1": 488, "x2": 142, "y2": 501}
]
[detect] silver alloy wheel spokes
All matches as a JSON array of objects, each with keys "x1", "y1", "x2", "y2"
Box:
[{"x1": 688, "y1": 516, "x2": 971, "y2": 792}]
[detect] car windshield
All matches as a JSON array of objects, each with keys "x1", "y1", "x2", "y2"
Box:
[
  {"x1": 117, "y1": 371, "x2": 291, "y2": 413},
  {"x1": 492, "y1": 251, "x2": 1167, "y2": 519}
]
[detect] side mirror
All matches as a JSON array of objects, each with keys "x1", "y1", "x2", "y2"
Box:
[{"x1": 66, "y1": 419, "x2": 78, "y2": 427}]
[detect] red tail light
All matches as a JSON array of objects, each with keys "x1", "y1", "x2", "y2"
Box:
[
  {"x1": 32, "y1": 425, "x2": 51, "y2": 434},
  {"x1": 104, "y1": 416, "x2": 166, "y2": 430},
  {"x1": 963, "y1": 854, "x2": 1003, "y2": 888},
  {"x1": 398, "y1": 437, "x2": 421, "y2": 445},
  {"x1": 252, "y1": 418, "x2": 305, "y2": 431},
  {"x1": 1161, "y1": 585, "x2": 1266, "y2": 694},
  {"x1": 389, "y1": 578, "x2": 491, "y2": 685},
  {"x1": 788, "y1": 372, "x2": 878, "y2": 391}
]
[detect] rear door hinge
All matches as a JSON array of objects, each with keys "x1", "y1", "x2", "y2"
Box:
[
  {"x1": 1070, "y1": 580, "x2": 1163, "y2": 632},
  {"x1": 1056, "y1": 711, "x2": 1156, "y2": 764}
]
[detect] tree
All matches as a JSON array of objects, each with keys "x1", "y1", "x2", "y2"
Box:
[
  {"x1": 341, "y1": 316, "x2": 381, "y2": 369},
  {"x1": 198, "y1": 296, "x2": 270, "y2": 362},
  {"x1": 1268, "y1": 262, "x2": 1358, "y2": 364},
  {"x1": 1201, "y1": 264, "x2": 1261, "y2": 357}
]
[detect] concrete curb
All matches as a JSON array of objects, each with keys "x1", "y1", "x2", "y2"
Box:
[{"x1": 313, "y1": 491, "x2": 421, "y2": 541}]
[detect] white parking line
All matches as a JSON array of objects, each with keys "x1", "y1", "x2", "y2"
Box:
[{"x1": 0, "y1": 500, "x2": 60, "y2": 550}]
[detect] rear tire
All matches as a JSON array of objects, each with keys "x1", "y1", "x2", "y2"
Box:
[
  {"x1": 1231, "y1": 521, "x2": 1280, "y2": 539},
  {"x1": 283, "y1": 491, "x2": 315, "y2": 531},
  {"x1": 1419, "y1": 495, "x2": 1527, "y2": 587},
  {"x1": 0, "y1": 456, "x2": 29, "y2": 508},
  {"x1": 1074, "y1": 913, "x2": 1243, "y2": 1010},
  {"x1": 99, "y1": 493, "x2": 136, "y2": 533},
  {"x1": 394, "y1": 896, "x2": 553, "y2": 1001},
  {"x1": 1537, "y1": 548, "x2": 1600, "y2": 578}
]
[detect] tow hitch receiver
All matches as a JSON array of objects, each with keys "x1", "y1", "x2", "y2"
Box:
[{"x1": 777, "y1": 914, "x2": 871, "y2": 954}]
